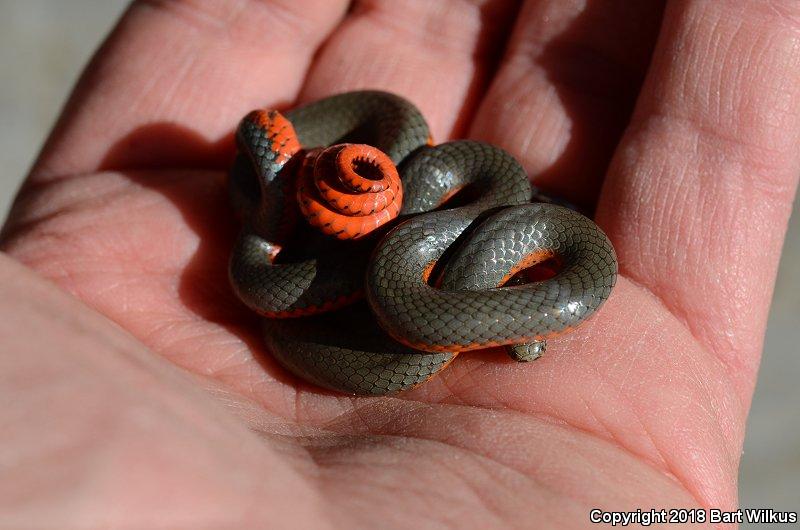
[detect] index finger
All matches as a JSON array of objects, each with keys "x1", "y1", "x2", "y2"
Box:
[
  {"x1": 596, "y1": 0, "x2": 800, "y2": 397},
  {"x1": 30, "y1": 0, "x2": 349, "y2": 182}
]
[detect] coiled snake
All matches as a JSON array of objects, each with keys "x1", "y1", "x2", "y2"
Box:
[{"x1": 228, "y1": 91, "x2": 617, "y2": 395}]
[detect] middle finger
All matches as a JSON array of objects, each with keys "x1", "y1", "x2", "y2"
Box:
[
  {"x1": 470, "y1": 0, "x2": 665, "y2": 207},
  {"x1": 299, "y1": 0, "x2": 521, "y2": 140}
]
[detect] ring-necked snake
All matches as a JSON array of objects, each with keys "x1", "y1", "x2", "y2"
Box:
[{"x1": 228, "y1": 91, "x2": 617, "y2": 395}]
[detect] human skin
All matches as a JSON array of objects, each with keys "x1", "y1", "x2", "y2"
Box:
[{"x1": 1, "y1": 0, "x2": 799, "y2": 528}]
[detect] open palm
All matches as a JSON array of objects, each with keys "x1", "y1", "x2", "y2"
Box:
[{"x1": 3, "y1": 1, "x2": 799, "y2": 528}]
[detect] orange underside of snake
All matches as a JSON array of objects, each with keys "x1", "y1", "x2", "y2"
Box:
[
  {"x1": 249, "y1": 108, "x2": 403, "y2": 241},
  {"x1": 296, "y1": 143, "x2": 403, "y2": 240}
]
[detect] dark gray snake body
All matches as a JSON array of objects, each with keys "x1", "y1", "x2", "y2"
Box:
[{"x1": 228, "y1": 91, "x2": 617, "y2": 394}]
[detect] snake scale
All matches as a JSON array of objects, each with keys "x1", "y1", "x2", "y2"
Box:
[{"x1": 227, "y1": 91, "x2": 617, "y2": 395}]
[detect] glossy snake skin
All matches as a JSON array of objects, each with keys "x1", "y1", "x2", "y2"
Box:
[{"x1": 228, "y1": 91, "x2": 617, "y2": 394}]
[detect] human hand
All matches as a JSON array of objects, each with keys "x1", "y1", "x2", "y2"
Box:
[{"x1": 2, "y1": 1, "x2": 799, "y2": 528}]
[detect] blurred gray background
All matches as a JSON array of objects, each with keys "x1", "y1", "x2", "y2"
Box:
[{"x1": 1, "y1": 1, "x2": 797, "y2": 524}]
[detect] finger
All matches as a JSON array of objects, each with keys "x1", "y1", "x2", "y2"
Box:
[
  {"x1": 468, "y1": 0, "x2": 665, "y2": 207},
  {"x1": 32, "y1": 0, "x2": 349, "y2": 181},
  {"x1": 595, "y1": 0, "x2": 800, "y2": 394},
  {"x1": 299, "y1": 0, "x2": 521, "y2": 140}
]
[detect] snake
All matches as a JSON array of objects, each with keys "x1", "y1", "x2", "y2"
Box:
[{"x1": 228, "y1": 91, "x2": 617, "y2": 395}]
